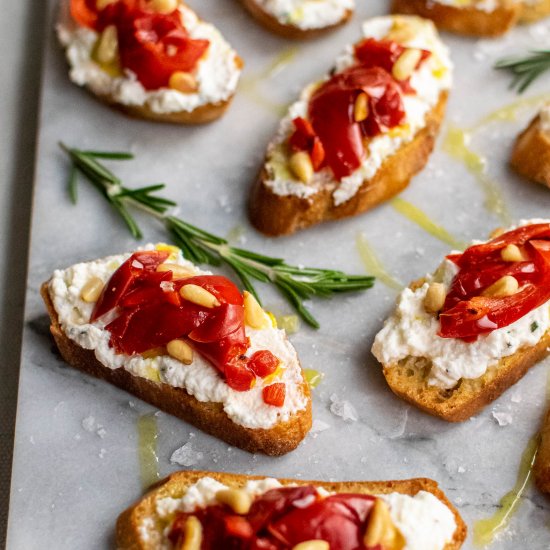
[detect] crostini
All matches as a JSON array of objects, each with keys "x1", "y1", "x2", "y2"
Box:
[
  {"x1": 249, "y1": 16, "x2": 452, "y2": 236},
  {"x1": 521, "y1": 0, "x2": 550, "y2": 22},
  {"x1": 372, "y1": 221, "x2": 550, "y2": 422},
  {"x1": 57, "y1": 0, "x2": 243, "y2": 123},
  {"x1": 116, "y1": 470, "x2": 467, "y2": 549},
  {"x1": 535, "y1": 408, "x2": 550, "y2": 492},
  {"x1": 240, "y1": 0, "x2": 354, "y2": 39},
  {"x1": 510, "y1": 104, "x2": 550, "y2": 189},
  {"x1": 41, "y1": 245, "x2": 311, "y2": 455}
]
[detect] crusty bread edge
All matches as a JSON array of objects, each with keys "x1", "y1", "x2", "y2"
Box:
[
  {"x1": 520, "y1": 0, "x2": 550, "y2": 22},
  {"x1": 249, "y1": 92, "x2": 448, "y2": 236},
  {"x1": 391, "y1": 0, "x2": 521, "y2": 37},
  {"x1": 40, "y1": 282, "x2": 312, "y2": 456},
  {"x1": 510, "y1": 116, "x2": 550, "y2": 189},
  {"x1": 116, "y1": 470, "x2": 467, "y2": 550},
  {"x1": 239, "y1": 0, "x2": 352, "y2": 39}
]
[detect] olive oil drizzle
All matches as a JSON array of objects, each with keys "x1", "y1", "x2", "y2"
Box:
[
  {"x1": 391, "y1": 198, "x2": 466, "y2": 249},
  {"x1": 473, "y1": 436, "x2": 540, "y2": 546},
  {"x1": 138, "y1": 413, "x2": 160, "y2": 489},
  {"x1": 356, "y1": 232, "x2": 403, "y2": 291}
]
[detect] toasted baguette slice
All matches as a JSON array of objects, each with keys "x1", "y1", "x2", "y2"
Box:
[
  {"x1": 41, "y1": 249, "x2": 311, "y2": 456},
  {"x1": 373, "y1": 223, "x2": 550, "y2": 422},
  {"x1": 249, "y1": 16, "x2": 451, "y2": 236},
  {"x1": 57, "y1": 1, "x2": 242, "y2": 124},
  {"x1": 391, "y1": 0, "x2": 521, "y2": 37},
  {"x1": 535, "y1": 408, "x2": 550, "y2": 492},
  {"x1": 240, "y1": 0, "x2": 353, "y2": 39},
  {"x1": 520, "y1": 0, "x2": 550, "y2": 22},
  {"x1": 116, "y1": 471, "x2": 467, "y2": 549},
  {"x1": 510, "y1": 113, "x2": 550, "y2": 189}
]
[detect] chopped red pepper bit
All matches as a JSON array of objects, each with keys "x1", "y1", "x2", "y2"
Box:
[{"x1": 262, "y1": 383, "x2": 286, "y2": 407}]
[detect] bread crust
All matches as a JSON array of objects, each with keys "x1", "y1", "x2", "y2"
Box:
[
  {"x1": 535, "y1": 408, "x2": 550, "y2": 493},
  {"x1": 41, "y1": 282, "x2": 312, "y2": 456},
  {"x1": 116, "y1": 470, "x2": 467, "y2": 550},
  {"x1": 249, "y1": 93, "x2": 447, "y2": 236},
  {"x1": 391, "y1": 0, "x2": 521, "y2": 37},
  {"x1": 510, "y1": 116, "x2": 550, "y2": 189},
  {"x1": 520, "y1": 0, "x2": 550, "y2": 22},
  {"x1": 239, "y1": 0, "x2": 352, "y2": 39}
]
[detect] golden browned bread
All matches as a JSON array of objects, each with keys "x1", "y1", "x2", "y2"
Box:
[
  {"x1": 510, "y1": 115, "x2": 550, "y2": 188},
  {"x1": 41, "y1": 282, "x2": 312, "y2": 456},
  {"x1": 239, "y1": 0, "x2": 352, "y2": 39},
  {"x1": 116, "y1": 470, "x2": 467, "y2": 550},
  {"x1": 520, "y1": 0, "x2": 550, "y2": 21},
  {"x1": 250, "y1": 92, "x2": 447, "y2": 236},
  {"x1": 391, "y1": 0, "x2": 521, "y2": 36},
  {"x1": 535, "y1": 408, "x2": 550, "y2": 492}
]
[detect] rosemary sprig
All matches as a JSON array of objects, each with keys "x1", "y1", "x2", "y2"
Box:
[
  {"x1": 495, "y1": 49, "x2": 550, "y2": 94},
  {"x1": 60, "y1": 143, "x2": 375, "y2": 328}
]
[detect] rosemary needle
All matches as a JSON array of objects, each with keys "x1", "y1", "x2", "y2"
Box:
[
  {"x1": 495, "y1": 49, "x2": 550, "y2": 94},
  {"x1": 60, "y1": 143, "x2": 374, "y2": 328}
]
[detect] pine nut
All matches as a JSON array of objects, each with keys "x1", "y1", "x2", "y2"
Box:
[
  {"x1": 481, "y1": 275, "x2": 519, "y2": 298},
  {"x1": 500, "y1": 244, "x2": 527, "y2": 262},
  {"x1": 180, "y1": 516, "x2": 202, "y2": 550},
  {"x1": 169, "y1": 71, "x2": 198, "y2": 94},
  {"x1": 166, "y1": 339, "x2": 194, "y2": 365},
  {"x1": 424, "y1": 282, "x2": 446, "y2": 313},
  {"x1": 149, "y1": 0, "x2": 178, "y2": 14},
  {"x1": 216, "y1": 489, "x2": 253, "y2": 515},
  {"x1": 80, "y1": 277, "x2": 104, "y2": 303},
  {"x1": 392, "y1": 48, "x2": 422, "y2": 81},
  {"x1": 96, "y1": 0, "x2": 116, "y2": 9},
  {"x1": 386, "y1": 20, "x2": 415, "y2": 42},
  {"x1": 289, "y1": 151, "x2": 313, "y2": 184},
  {"x1": 141, "y1": 347, "x2": 165, "y2": 359},
  {"x1": 363, "y1": 499, "x2": 404, "y2": 549},
  {"x1": 243, "y1": 291, "x2": 267, "y2": 329},
  {"x1": 490, "y1": 227, "x2": 505, "y2": 239},
  {"x1": 180, "y1": 285, "x2": 220, "y2": 308},
  {"x1": 354, "y1": 93, "x2": 369, "y2": 122},
  {"x1": 292, "y1": 541, "x2": 330, "y2": 550},
  {"x1": 95, "y1": 25, "x2": 119, "y2": 65},
  {"x1": 157, "y1": 263, "x2": 195, "y2": 280}
]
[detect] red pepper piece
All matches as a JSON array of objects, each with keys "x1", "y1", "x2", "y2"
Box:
[
  {"x1": 262, "y1": 383, "x2": 286, "y2": 407},
  {"x1": 248, "y1": 350, "x2": 279, "y2": 378}
]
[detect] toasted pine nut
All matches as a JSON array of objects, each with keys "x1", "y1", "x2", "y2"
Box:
[
  {"x1": 157, "y1": 263, "x2": 195, "y2": 280},
  {"x1": 149, "y1": 0, "x2": 178, "y2": 14},
  {"x1": 292, "y1": 541, "x2": 330, "y2": 550},
  {"x1": 216, "y1": 489, "x2": 253, "y2": 515},
  {"x1": 180, "y1": 516, "x2": 202, "y2": 550},
  {"x1": 141, "y1": 347, "x2": 165, "y2": 359},
  {"x1": 392, "y1": 48, "x2": 422, "y2": 81},
  {"x1": 95, "y1": 25, "x2": 119, "y2": 65},
  {"x1": 243, "y1": 291, "x2": 267, "y2": 329},
  {"x1": 354, "y1": 93, "x2": 369, "y2": 122},
  {"x1": 96, "y1": 0, "x2": 116, "y2": 9},
  {"x1": 424, "y1": 282, "x2": 446, "y2": 313},
  {"x1": 166, "y1": 339, "x2": 194, "y2": 365},
  {"x1": 386, "y1": 20, "x2": 415, "y2": 42},
  {"x1": 500, "y1": 244, "x2": 527, "y2": 262},
  {"x1": 481, "y1": 275, "x2": 519, "y2": 298},
  {"x1": 289, "y1": 151, "x2": 313, "y2": 184},
  {"x1": 363, "y1": 499, "x2": 405, "y2": 550},
  {"x1": 169, "y1": 71, "x2": 198, "y2": 94},
  {"x1": 489, "y1": 227, "x2": 505, "y2": 239},
  {"x1": 180, "y1": 284, "x2": 220, "y2": 308},
  {"x1": 80, "y1": 277, "x2": 104, "y2": 303}
]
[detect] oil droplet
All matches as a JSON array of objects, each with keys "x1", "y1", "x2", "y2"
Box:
[
  {"x1": 138, "y1": 413, "x2": 160, "y2": 489},
  {"x1": 304, "y1": 369, "x2": 324, "y2": 388},
  {"x1": 355, "y1": 232, "x2": 403, "y2": 291},
  {"x1": 391, "y1": 198, "x2": 466, "y2": 249},
  {"x1": 226, "y1": 224, "x2": 246, "y2": 245},
  {"x1": 266, "y1": 47, "x2": 300, "y2": 79},
  {"x1": 443, "y1": 125, "x2": 512, "y2": 226},
  {"x1": 473, "y1": 436, "x2": 540, "y2": 546},
  {"x1": 277, "y1": 314, "x2": 300, "y2": 335}
]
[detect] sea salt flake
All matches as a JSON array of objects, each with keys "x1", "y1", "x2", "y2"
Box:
[
  {"x1": 329, "y1": 394, "x2": 358, "y2": 423},
  {"x1": 170, "y1": 441, "x2": 204, "y2": 467},
  {"x1": 82, "y1": 416, "x2": 96, "y2": 432},
  {"x1": 492, "y1": 411, "x2": 513, "y2": 427},
  {"x1": 311, "y1": 419, "x2": 331, "y2": 433}
]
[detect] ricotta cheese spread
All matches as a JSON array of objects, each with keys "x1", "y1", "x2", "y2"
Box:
[
  {"x1": 539, "y1": 103, "x2": 550, "y2": 137},
  {"x1": 255, "y1": 0, "x2": 354, "y2": 30},
  {"x1": 372, "y1": 220, "x2": 550, "y2": 389},
  {"x1": 150, "y1": 476, "x2": 457, "y2": 550},
  {"x1": 263, "y1": 16, "x2": 452, "y2": 206},
  {"x1": 48, "y1": 245, "x2": 307, "y2": 429},
  {"x1": 56, "y1": 2, "x2": 242, "y2": 114}
]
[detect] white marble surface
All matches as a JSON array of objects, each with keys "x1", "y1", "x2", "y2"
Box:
[{"x1": 5, "y1": 0, "x2": 550, "y2": 548}]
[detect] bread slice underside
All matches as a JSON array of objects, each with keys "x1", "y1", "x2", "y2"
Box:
[
  {"x1": 249, "y1": 92, "x2": 448, "y2": 236},
  {"x1": 391, "y1": 0, "x2": 521, "y2": 36},
  {"x1": 535, "y1": 407, "x2": 550, "y2": 492},
  {"x1": 41, "y1": 283, "x2": 312, "y2": 456},
  {"x1": 116, "y1": 470, "x2": 467, "y2": 550},
  {"x1": 510, "y1": 116, "x2": 550, "y2": 189},
  {"x1": 240, "y1": 0, "x2": 352, "y2": 39}
]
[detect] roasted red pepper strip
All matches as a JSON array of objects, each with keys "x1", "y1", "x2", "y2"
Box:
[{"x1": 439, "y1": 223, "x2": 550, "y2": 340}]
